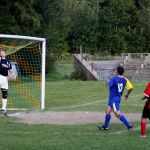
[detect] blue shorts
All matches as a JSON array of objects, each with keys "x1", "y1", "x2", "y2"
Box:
[{"x1": 108, "y1": 96, "x2": 121, "y2": 112}]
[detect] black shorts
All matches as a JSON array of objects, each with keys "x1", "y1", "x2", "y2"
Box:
[{"x1": 142, "y1": 100, "x2": 150, "y2": 119}]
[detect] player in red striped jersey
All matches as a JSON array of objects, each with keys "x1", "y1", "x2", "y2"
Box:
[{"x1": 140, "y1": 82, "x2": 150, "y2": 137}]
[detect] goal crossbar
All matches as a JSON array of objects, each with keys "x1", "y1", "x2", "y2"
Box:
[
  {"x1": 0, "y1": 34, "x2": 45, "y2": 42},
  {"x1": 0, "y1": 34, "x2": 46, "y2": 110}
]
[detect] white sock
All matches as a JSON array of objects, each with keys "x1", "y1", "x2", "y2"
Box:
[{"x1": 2, "y1": 98, "x2": 7, "y2": 110}]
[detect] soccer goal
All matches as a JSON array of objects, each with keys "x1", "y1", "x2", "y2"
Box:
[{"x1": 0, "y1": 34, "x2": 46, "y2": 110}]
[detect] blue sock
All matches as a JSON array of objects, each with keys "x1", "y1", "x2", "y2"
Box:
[
  {"x1": 104, "y1": 114, "x2": 111, "y2": 128},
  {"x1": 118, "y1": 114, "x2": 130, "y2": 127}
]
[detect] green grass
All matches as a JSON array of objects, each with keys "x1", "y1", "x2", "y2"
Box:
[
  {"x1": 0, "y1": 117, "x2": 150, "y2": 150},
  {"x1": 0, "y1": 61, "x2": 149, "y2": 149},
  {"x1": 46, "y1": 61, "x2": 74, "y2": 81},
  {"x1": 45, "y1": 80, "x2": 148, "y2": 113}
]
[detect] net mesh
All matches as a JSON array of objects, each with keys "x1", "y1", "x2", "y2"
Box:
[{"x1": 0, "y1": 38, "x2": 42, "y2": 110}]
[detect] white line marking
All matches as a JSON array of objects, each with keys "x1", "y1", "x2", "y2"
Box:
[
  {"x1": 0, "y1": 130, "x2": 103, "y2": 136},
  {"x1": 1, "y1": 125, "x2": 149, "y2": 136},
  {"x1": 49, "y1": 100, "x2": 106, "y2": 110},
  {"x1": 121, "y1": 104, "x2": 143, "y2": 107},
  {"x1": 8, "y1": 112, "x2": 21, "y2": 117},
  {"x1": 0, "y1": 112, "x2": 24, "y2": 117},
  {"x1": 49, "y1": 94, "x2": 142, "y2": 110},
  {"x1": 112, "y1": 124, "x2": 150, "y2": 135},
  {"x1": 7, "y1": 108, "x2": 28, "y2": 111}
]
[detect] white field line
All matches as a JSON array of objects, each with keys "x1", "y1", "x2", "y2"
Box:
[
  {"x1": 49, "y1": 100, "x2": 107, "y2": 110},
  {"x1": 0, "y1": 130, "x2": 104, "y2": 136},
  {"x1": 112, "y1": 124, "x2": 150, "y2": 135},
  {"x1": 7, "y1": 108, "x2": 28, "y2": 111},
  {"x1": 49, "y1": 94, "x2": 142, "y2": 110},
  {"x1": 0, "y1": 131, "x2": 117, "y2": 136},
  {"x1": 1, "y1": 125, "x2": 149, "y2": 136},
  {"x1": 121, "y1": 104, "x2": 143, "y2": 107},
  {"x1": 8, "y1": 112, "x2": 22, "y2": 117},
  {"x1": 0, "y1": 112, "x2": 23, "y2": 117}
]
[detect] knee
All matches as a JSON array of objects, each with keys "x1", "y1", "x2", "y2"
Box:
[
  {"x1": 141, "y1": 118, "x2": 146, "y2": 123},
  {"x1": 1, "y1": 90, "x2": 8, "y2": 99},
  {"x1": 105, "y1": 106, "x2": 112, "y2": 114},
  {"x1": 105, "y1": 109, "x2": 109, "y2": 114},
  {"x1": 114, "y1": 111, "x2": 120, "y2": 118}
]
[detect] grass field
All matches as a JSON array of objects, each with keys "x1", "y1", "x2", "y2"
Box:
[
  {"x1": 45, "y1": 80, "x2": 147, "y2": 113},
  {"x1": 0, "y1": 61, "x2": 150, "y2": 150},
  {"x1": 0, "y1": 117, "x2": 150, "y2": 150}
]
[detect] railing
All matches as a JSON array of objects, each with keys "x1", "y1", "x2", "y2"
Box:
[
  {"x1": 74, "y1": 54, "x2": 99, "y2": 80},
  {"x1": 74, "y1": 53, "x2": 150, "y2": 80}
]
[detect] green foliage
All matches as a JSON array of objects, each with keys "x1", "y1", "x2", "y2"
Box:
[
  {"x1": 68, "y1": 70, "x2": 87, "y2": 81},
  {"x1": 1, "y1": 0, "x2": 150, "y2": 72},
  {"x1": 45, "y1": 53, "x2": 56, "y2": 74},
  {"x1": 0, "y1": 0, "x2": 41, "y2": 35},
  {"x1": 66, "y1": 0, "x2": 98, "y2": 52},
  {"x1": 0, "y1": 6, "x2": 21, "y2": 33},
  {"x1": 137, "y1": 2, "x2": 150, "y2": 52},
  {"x1": 98, "y1": 0, "x2": 145, "y2": 54},
  {"x1": 45, "y1": 28, "x2": 69, "y2": 56},
  {"x1": 46, "y1": 61, "x2": 74, "y2": 81}
]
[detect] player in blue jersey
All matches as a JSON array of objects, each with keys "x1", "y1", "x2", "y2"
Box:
[{"x1": 98, "y1": 66, "x2": 133, "y2": 130}]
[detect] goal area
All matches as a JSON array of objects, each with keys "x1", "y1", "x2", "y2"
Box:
[{"x1": 0, "y1": 34, "x2": 46, "y2": 110}]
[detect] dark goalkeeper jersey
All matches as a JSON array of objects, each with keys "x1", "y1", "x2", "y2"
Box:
[{"x1": 0, "y1": 57, "x2": 12, "y2": 76}]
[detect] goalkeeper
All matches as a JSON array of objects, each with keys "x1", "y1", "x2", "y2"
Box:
[{"x1": 0, "y1": 50, "x2": 15, "y2": 116}]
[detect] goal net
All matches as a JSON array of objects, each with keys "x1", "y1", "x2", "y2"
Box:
[{"x1": 0, "y1": 34, "x2": 46, "y2": 110}]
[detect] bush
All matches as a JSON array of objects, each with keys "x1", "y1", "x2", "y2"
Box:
[
  {"x1": 46, "y1": 53, "x2": 56, "y2": 74},
  {"x1": 68, "y1": 70, "x2": 87, "y2": 81}
]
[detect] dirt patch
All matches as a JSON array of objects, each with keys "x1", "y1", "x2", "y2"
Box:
[{"x1": 14, "y1": 111, "x2": 141, "y2": 125}]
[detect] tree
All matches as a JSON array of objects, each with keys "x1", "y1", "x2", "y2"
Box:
[
  {"x1": 0, "y1": 0, "x2": 41, "y2": 35},
  {"x1": 36, "y1": 0, "x2": 69, "y2": 55},
  {"x1": 0, "y1": 5, "x2": 20, "y2": 33},
  {"x1": 66, "y1": 0, "x2": 98, "y2": 54},
  {"x1": 97, "y1": 0, "x2": 146, "y2": 54},
  {"x1": 136, "y1": 0, "x2": 150, "y2": 52}
]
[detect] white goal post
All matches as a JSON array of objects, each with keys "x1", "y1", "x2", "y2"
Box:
[{"x1": 0, "y1": 34, "x2": 46, "y2": 110}]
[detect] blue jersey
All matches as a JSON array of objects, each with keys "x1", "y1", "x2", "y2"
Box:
[
  {"x1": 107, "y1": 76, "x2": 133, "y2": 111},
  {"x1": 108, "y1": 76, "x2": 132, "y2": 100}
]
